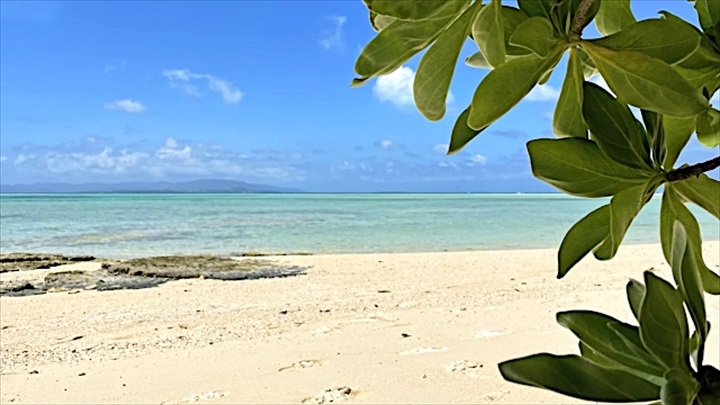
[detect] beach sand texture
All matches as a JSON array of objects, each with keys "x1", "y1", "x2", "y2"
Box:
[{"x1": 1, "y1": 243, "x2": 719, "y2": 404}]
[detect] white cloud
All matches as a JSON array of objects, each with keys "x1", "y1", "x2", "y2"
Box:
[
  {"x1": 433, "y1": 144, "x2": 448, "y2": 154},
  {"x1": 163, "y1": 69, "x2": 243, "y2": 104},
  {"x1": 14, "y1": 154, "x2": 35, "y2": 166},
  {"x1": 468, "y1": 154, "x2": 487, "y2": 166},
  {"x1": 104, "y1": 99, "x2": 146, "y2": 113},
  {"x1": 373, "y1": 66, "x2": 415, "y2": 109},
  {"x1": 0, "y1": 156, "x2": 6, "y2": 163},
  {"x1": 155, "y1": 137, "x2": 192, "y2": 160},
  {"x1": 526, "y1": 84, "x2": 560, "y2": 101},
  {"x1": 319, "y1": 15, "x2": 347, "y2": 50},
  {"x1": 380, "y1": 140, "x2": 393, "y2": 150}
]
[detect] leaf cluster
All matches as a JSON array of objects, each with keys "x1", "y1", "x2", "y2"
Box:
[{"x1": 354, "y1": 1, "x2": 720, "y2": 403}]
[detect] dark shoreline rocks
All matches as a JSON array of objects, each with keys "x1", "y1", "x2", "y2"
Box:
[
  {"x1": 0, "y1": 253, "x2": 97, "y2": 273},
  {"x1": 0, "y1": 254, "x2": 307, "y2": 297}
]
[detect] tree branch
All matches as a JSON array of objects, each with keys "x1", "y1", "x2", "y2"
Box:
[
  {"x1": 666, "y1": 156, "x2": 720, "y2": 182},
  {"x1": 570, "y1": 0, "x2": 596, "y2": 38}
]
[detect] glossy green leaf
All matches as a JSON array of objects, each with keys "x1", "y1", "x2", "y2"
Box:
[
  {"x1": 448, "y1": 107, "x2": 486, "y2": 155},
  {"x1": 590, "y1": 19, "x2": 701, "y2": 65},
  {"x1": 627, "y1": 278, "x2": 646, "y2": 321},
  {"x1": 468, "y1": 47, "x2": 564, "y2": 134},
  {"x1": 509, "y1": 17, "x2": 560, "y2": 57},
  {"x1": 695, "y1": 0, "x2": 720, "y2": 32},
  {"x1": 554, "y1": 48, "x2": 587, "y2": 138},
  {"x1": 639, "y1": 272, "x2": 690, "y2": 371},
  {"x1": 641, "y1": 110, "x2": 666, "y2": 170},
  {"x1": 595, "y1": 0, "x2": 636, "y2": 36},
  {"x1": 581, "y1": 42, "x2": 709, "y2": 117},
  {"x1": 577, "y1": 48, "x2": 598, "y2": 79},
  {"x1": 472, "y1": 0, "x2": 505, "y2": 68},
  {"x1": 670, "y1": 221, "x2": 707, "y2": 368},
  {"x1": 354, "y1": 1, "x2": 469, "y2": 80},
  {"x1": 500, "y1": 6, "x2": 533, "y2": 57},
  {"x1": 661, "y1": 368, "x2": 700, "y2": 405},
  {"x1": 697, "y1": 108, "x2": 720, "y2": 147},
  {"x1": 517, "y1": 0, "x2": 551, "y2": 20},
  {"x1": 595, "y1": 181, "x2": 659, "y2": 260},
  {"x1": 364, "y1": 0, "x2": 448, "y2": 21},
  {"x1": 527, "y1": 138, "x2": 651, "y2": 198},
  {"x1": 582, "y1": 82, "x2": 652, "y2": 170},
  {"x1": 557, "y1": 311, "x2": 666, "y2": 380},
  {"x1": 663, "y1": 116, "x2": 696, "y2": 169},
  {"x1": 369, "y1": 11, "x2": 396, "y2": 32},
  {"x1": 499, "y1": 354, "x2": 661, "y2": 402},
  {"x1": 661, "y1": 186, "x2": 720, "y2": 294},
  {"x1": 674, "y1": 174, "x2": 720, "y2": 219},
  {"x1": 557, "y1": 205, "x2": 609, "y2": 278},
  {"x1": 414, "y1": 2, "x2": 479, "y2": 121}
]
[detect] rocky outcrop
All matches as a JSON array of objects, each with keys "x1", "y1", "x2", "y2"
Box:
[{"x1": 0, "y1": 253, "x2": 96, "y2": 273}]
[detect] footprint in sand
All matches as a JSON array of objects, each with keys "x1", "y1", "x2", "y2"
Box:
[
  {"x1": 301, "y1": 386, "x2": 353, "y2": 404},
  {"x1": 161, "y1": 390, "x2": 227, "y2": 404},
  {"x1": 446, "y1": 360, "x2": 483, "y2": 372},
  {"x1": 399, "y1": 346, "x2": 449, "y2": 356},
  {"x1": 278, "y1": 359, "x2": 325, "y2": 372}
]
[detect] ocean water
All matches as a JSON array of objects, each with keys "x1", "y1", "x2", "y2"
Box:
[{"x1": 0, "y1": 193, "x2": 717, "y2": 259}]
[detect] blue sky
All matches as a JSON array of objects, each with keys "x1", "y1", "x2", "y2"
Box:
[{"x1": 1, "y1": 1, "x2": 717, "y2": 192}]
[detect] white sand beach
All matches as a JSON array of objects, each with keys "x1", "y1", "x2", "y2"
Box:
[{"x1": 1, "y1": 243, "x2": 719, "y2": 404}]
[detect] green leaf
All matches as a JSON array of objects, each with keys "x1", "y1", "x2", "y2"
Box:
[
  {"x1": 663, "y1": 116, "x2": 696, "y2": 169},
  {"x1": 674, "y1": 36, "x2": 720, "y2": 94},
  {"x1": 369, "y1": 11, "x2": 396, "y2": 31},
  {"x1": 697, "y1": 108, "x2": 720, "y2": 147},
  {"x1": 670, "y1": 221, "x2": 707, "y2": 368},
  {"x1": 661, "y1": 368, "x2": 701, "y2": 405},
  {"x1": 695, "y1": 0, "x2": 720, "y2": 32},
  {"x1": 500, "y1": 6, "x2": 533, "y2": 57},
  {"x1": 582, "y1": 82, "x2": 652, "y2": 170},
  {"x1": 363, "y1": 0, "x2": 448, "y2": 21},
  {"x1": 627, "y1": 278, "x2": 646, "y2": 321},
  {"x1": 639, "y1": 272, "x2": 690, "y2": 371},
  {"x1": 527, "y1": 138, "x2": 652, "y2": 198},
  {"x1": 472, "y1": 0, "x2": 505, "y2": 68},
  {"x1": 674, "y1": 174, "x2": 720, "y2": 219},
  {"x1": 499, "y1": 354, "x2": 661, "y2": 402},
  {"x1": 589, "y1": 19, "x2": 701, "y2": 65},
  {"x1": 557, "y1": 311, "x2": 666, "y2": 380},
  {"x1": 641, "y1": 110, "x2": 666, "y2": 170},
  {"x1": 557, "y1": 205, "x2": 609, "y2": 278},
  {"x1": 354, "y1": 1, "x2": 469, "y2": 80},
  {"x1": 414, "y1": 2, "x2": 479, "y2": 121},
  {"x1": 595, "y1": 181, "x2": 659, "y2": 260},
  {"x1": 468, "y1": 46, "x2": 564, "y2": 133},
  {"x1": 595, "y1": 0, "x2": 636, "y2": 36},
  {"x1": 465, "y1": 51, "x2": 492, "y2": 69},
  {"x1": 550, "y1": 0, "x2": 600, "y2": 36},
  {"x1": 448, "y1": 107, "x2": 486, "y2": 155},
  {"x1": 661, "y1": 186, "x2": 720, "y2": 295},
  {"x1": 509, "y1": 17, "x2": 560, "y2": 57},
  {"x1": 517, "y1": 0, "x2": 551, "y2": 20},
  {"x1": 581, "y1": 42, "x2": 709, "y2": 117},
  {"x1": 554, "y1": 48, "x2": 587, "y2": 138}
]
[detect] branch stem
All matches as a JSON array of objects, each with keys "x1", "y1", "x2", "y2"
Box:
[
  {"x1": 570, "y1": 0, "x2": 596, "y2": 38},
  {"x1": 666, "y1": 156, "x2": 720, "y2": 182}
]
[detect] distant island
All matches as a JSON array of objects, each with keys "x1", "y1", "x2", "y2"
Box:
[{"x1": 0, "y1": 179, "x2": 302, "y2": 194}]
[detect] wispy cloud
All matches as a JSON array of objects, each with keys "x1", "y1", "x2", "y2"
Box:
[
  {"x1": 467, "y1": 154, "x2": 487, "y2": 166},
  {"x1": 104, "y1": 99, "x2": 146, "y2": 113},
  {"x1": 319, "y1": 15, "x2": 347, "y2": 50},
  {"x1": 13, "y1": 154, "x2": 36, "y2": 166},
  {"x1": 163, "y1": 69, "x2": 244, "y2": 104},
  {"x1": 526, "y1": 84, "x2": 560, "y2": 101},
  {"x1": 433, "y1": 144, "x2": 448, "y2": 154},
  {"x1": 0, "y1": 156, "x2": 7, "y2": 163}
]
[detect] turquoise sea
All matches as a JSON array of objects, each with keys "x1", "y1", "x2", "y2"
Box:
[{"x1": 0, "y1": 193, "x2": 717, "y2": 259}]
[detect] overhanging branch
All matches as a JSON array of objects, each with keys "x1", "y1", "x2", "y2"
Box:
[{"x1": 666, "y1": 156, "x2": 720, "y2": 182}]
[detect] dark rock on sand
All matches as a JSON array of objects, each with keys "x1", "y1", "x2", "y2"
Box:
[
  {"x1": 0, "y1": 254, "x2": 307, "y2": 297},
  {"x1": 0, "y1": 253, "x2": 96, "y2": 273}
]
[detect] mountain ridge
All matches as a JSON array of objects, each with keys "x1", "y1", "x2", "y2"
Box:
[{"x1": 0, "y1": 179, "x2": 301, "y2": 193}]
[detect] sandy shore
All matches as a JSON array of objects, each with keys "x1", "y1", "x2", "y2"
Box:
[{"x1": 1, "y1": 243, "x2": 719, "y2": 404}]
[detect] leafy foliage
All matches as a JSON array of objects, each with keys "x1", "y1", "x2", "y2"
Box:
[{"x1": 354, "y1": 0, "x2": 720, "y2": 403}]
